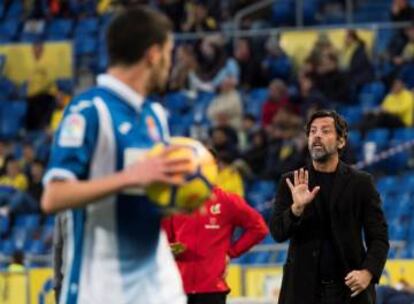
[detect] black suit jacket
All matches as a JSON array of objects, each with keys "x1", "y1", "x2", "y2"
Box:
[{"x1": 269, "y1": 161, "x2": 389, "y2": 304}]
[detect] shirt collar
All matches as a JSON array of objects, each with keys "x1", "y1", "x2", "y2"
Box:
[{"x1": 97, "y1": 74, "x2": 144, "y2": 112}]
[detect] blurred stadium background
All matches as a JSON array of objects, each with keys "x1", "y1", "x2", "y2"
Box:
[{"x1": 1, "y1": 0, "x2": 414, "y2": 303}]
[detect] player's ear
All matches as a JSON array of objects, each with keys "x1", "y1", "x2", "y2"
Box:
[
  {"x1": 338, "y1": 137, "x2": 346, "y2": 150},
  {"x1": 145, "y1": 44, "x2": 162, "y2": 67}
]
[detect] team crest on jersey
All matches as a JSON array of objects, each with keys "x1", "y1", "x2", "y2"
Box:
[
  {"x1": 146, "y1": 116, "x2": 160, "y2": 141},
  {"x1": 58, "y1": 113, "x2": 86, "y2": 147},
  {"x1": 210, "y1": 203, "x2": 221, "y2": 215}
]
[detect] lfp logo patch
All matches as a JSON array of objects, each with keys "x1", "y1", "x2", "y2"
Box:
[{"x1": 59, "y1": 113, "x2": 86, "y2": 147}]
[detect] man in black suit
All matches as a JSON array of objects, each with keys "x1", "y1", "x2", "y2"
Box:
[{"x1": 270, "y1": 110, "x2": 389, "y2": 304}]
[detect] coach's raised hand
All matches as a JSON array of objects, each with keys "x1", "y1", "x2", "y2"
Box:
[{"x1": 286, "y1": 168, "x2": 320, "y2": 217}]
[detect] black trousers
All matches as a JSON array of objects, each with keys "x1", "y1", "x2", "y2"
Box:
[
  {"x1": 315, "y1": 280, "x2": 350, "y2": 304},
  {"x1": 187, "y1": 292, "x2": 227, "y2": 304}
]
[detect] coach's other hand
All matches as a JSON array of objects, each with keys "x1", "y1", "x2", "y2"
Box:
[{"x1": 345, "y1": 269, "x2": 373, "y2": 297}]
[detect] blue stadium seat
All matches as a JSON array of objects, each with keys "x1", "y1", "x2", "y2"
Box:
[
  {"x1": 358, "y1": 82, "x2": 386, "y2": 108},
  {"x1": 0, "y1": 215, "x2": 9, "y2": 235},
  {"x1": 399, "y1": 62, "x2": 414, "y2": 89},
  {"x1": 15, "y1": 214, "x2": 41, "y2": 230},
  {"x1": 0, "y1": 239, "x2": 14, "y2": 256},
  {"x1": 399, "y1": 174, "x2": 414, "y2": 194},
  {"x1": 74, "y1": 35, "x2": 98, "y2": 56},
  {"x1": 27, "y1": 240, "x2": 46, "y2": 255},
  {"x1": 365, "y1": 128, "x2": 390, "y2": 150},
  {"x1": 392, "y1": 128, "x2": 414, "y2": 141},
  {"x1": 44, "y1": 215, "x2": 55, "y2": 228},
  {"x1": 164, "y1": 92, "x2": 190, "y2": 114},
  {"x1": 46, "y1": 18, "x2": 74, "y2": 40},
  {"x1": 56, "y1": 79, "x2": 75, "y2": 94},
  {"x1": 5, "y1": 1, "x2": 23, "y2": 19},
  {"x1": 271, "y1": 0, "x2": 294, "y2": 26},
  {"x1": 376, "y1": 176, "x2": 400, "y2": 197},
  {"x1": 0, "y1": 77, "x2": 18, "y2": 100},
  {"x1": 19, "y1": 32, "x2": 43, "y2": 43},
  {"x1": 348, "y1": 130, "x2": 362, "y2": 152},
  {"x1": 0, "y1": 100, "x2": 27, "y2": 139},
  {"x1": 339, "y1": 106, "x2": 363, "y2": 126},
  {"x1": 248, "y1": 180, "x2": 276, "y2": 199},
  {"x1": 74, "y1": 17, "x2": 99, "y2": 36},
  {"x1": 374, "y1": 28, "x2": 394, "y2": 55},
  {"x1": 0, "y1": 19, "x2": 21, "y2": 41}
]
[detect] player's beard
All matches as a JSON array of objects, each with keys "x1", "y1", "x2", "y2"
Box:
[
  {"x1": 309, "y1": 141, "x2": 337, "y2": 163},
  {"x1": 147, "y1": 56, "x2": 169, "y2": 95}
]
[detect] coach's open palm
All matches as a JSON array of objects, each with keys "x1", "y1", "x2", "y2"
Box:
[{"x1": 286, "y1": 168, "x2": 320, "y2": 216}]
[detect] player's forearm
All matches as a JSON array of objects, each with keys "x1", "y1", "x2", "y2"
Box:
[{"x1": 41, "y1": 172, "x2": 130, "y2": 213}]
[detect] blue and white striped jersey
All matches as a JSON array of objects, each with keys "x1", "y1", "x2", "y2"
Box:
[{"x1": 44, "y1": 74, "x2": 186, "y2": 304}]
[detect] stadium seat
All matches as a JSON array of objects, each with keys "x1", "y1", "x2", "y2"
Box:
[
  {"x1": 358, "y1": 82, "x2": 386, "y2": 108},
  {"x1": 0, "y1": 19, "x2": 21, "y2": 41},
  {"x1": 392, "y1": 128, "x2": 414, "y2": 141},
  {"x1": 365, "y1": 128, "x2": 390, "y2": 150},
  {"x1": 0, "y1": 215, "x2": 9, "y2": 235},
  {"x1": 0, "y1": 239, "x2": 14, "y2": 256},
  {"x1": 339, "y1": 106, "x2": 363, "y2": 127},
  {"x1": 271, "y1": 0, "x2": 294, "y2": 26},
  {"x1": 15, "y1": 214, "x2": 41, "y2": 230},
  {"x1": 46, "y1": 18, "x2": 74, "y2": 40},
  {"x1": 0, "y1": 100, "x2": 27, "y2": 139},
  {"x1": 74, "y1": 35, "x2": 98, "y2": 56},
  {"x1": 4, "y1": 1, "x2": 23, "y2": 19},
  {"x1": 164, "y1": 92, "x2": 190, "y2": 114},
  {"x1": 347, "y1": 130, "x2": 362, "y2": 152},
  {"x1": 74, "y1": 17, "x2": 99, "y2": 36},
  {"x1": 0, "y1": 77, "x2": 18, "y2": 100},
  {"x1": 376, "y1": 176, "x2": 400, "y2": 197},
  {"x1": 27, "y1": 240, "x2": 46, "y2": 255}
]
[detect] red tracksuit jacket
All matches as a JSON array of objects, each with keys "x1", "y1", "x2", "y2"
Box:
[{"x1": 162, "y1": 186, "x2": 269, "y2": 294}]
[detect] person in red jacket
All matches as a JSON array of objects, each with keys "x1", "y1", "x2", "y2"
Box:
[{"x1": 162, "y1": 186, "x2": 269, "y2": 304}]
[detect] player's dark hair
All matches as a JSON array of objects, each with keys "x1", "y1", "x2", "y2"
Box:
[
  {"x1": 106, "y1": 6, "x2": 173, "y2": 67},
  {"x1": 305, "y1": 110, "x2": 348, "y2": 143}
]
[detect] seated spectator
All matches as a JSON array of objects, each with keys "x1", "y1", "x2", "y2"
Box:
[
  {"x1": 169, "y1": 44, "x2": 197, "y2": 91},
  {"x1": 0, "y1": 140, "x2": 10, "y2": 172},
  {"x1": 261, "y1": 35, "x2": 292, "y2": 82},
  {"x1": 49, "y1": 89, "x2": 71, "y2": 133},
  {"x1": 359, "y1": 78, "x2": 409, "y2": 132},
  {"x1": 181, "y1": 1, "x2": 218, "y2": 32},
  {"x1": 20, "y1": 142, "x2": 36, "y2": 178},
  {"x1": 312, "y1": 53, "x2": 350, "y2": 104},
  {"x1": 7, "y1": 251, "x2": 25, "y2": 273},
  {"x1": 239, "y1": 113, "x2": 259, "y2": 152},
  {"x1": 0, "y1": 159, "x2": 43, "y2": 216},
  {"x1": 341, "y1": 30, "x2": 374, "y2": 92},
  {"x1": 190, "y1": 36, "x2": 240, "y2": 91},
  {"x1": 26, "y1": 42, "x2": 57, "y2": 131},
  {"x1": 207, "y1": 77, "x2": 243, "y2": 130},
  {"x1": 292, "y1": 75, "x2": 329, "y2": 116},
  {"x1": 209, "y1": 125, "x2": 239, "y2": 159},
  {"x1": 234, "y1": 38, "x2": 265, "y2": 89},
  {"x1": 216, "y1": 150, "x2": 245, "y2": 197},
  {"x1": 264, "y1": 107, "x2": 306, "y2": 180},
  {"x1": 388, "y1": 0, "x2": 414, "y2": 57},
  {"x1": 390, "y1": 0, "x2": 414, "y2": 22},
  {"x1": 382, "y1": 78, "x2": 414, "y2": 126},
  {"x1": 393, "y1": 24, "x2": 414, "y2": 66},
  {"x1": 261, "y1": 79, "x2": 291, "y2": 129},
  {"x1": 308, "y1": 32, "x2": 337, "y2": 67},
  {"x1": 241, "y1": 128, "x2": 269, "y2": 178},
  {"x1": 0, "y1": 156, "x2": 28, "y2": 192}
]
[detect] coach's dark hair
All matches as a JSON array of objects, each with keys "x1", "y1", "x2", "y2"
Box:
[
  {"x1": 305, "y1": 110, "x2": 348, "y2": 142},
  {"x1": 106, "y1": 6, "x2": 173, "y2": 67}
]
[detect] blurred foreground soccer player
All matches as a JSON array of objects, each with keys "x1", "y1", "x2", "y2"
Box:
[
  {"x1": 270, "y1": 110, "x2": 389, "y2": 304},
  {"x1": 41, "y1": 7, "x2": 190, "y2": 304},
  {"x1": 163, "y1": 186, "x2": 268, "y2": 304}
]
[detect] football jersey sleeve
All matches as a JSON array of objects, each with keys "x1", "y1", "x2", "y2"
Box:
[{"x1": 43, "y1": 99, "x2": 99, "y2": 184}]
